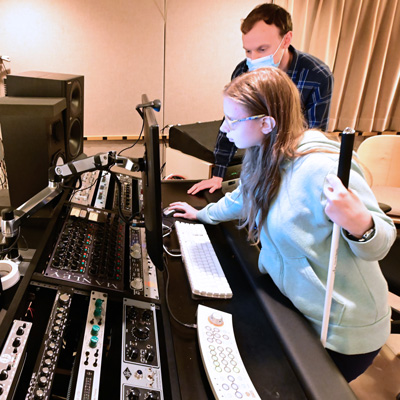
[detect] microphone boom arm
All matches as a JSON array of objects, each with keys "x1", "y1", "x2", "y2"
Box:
[{"x1": 1, "y1": 151, "x2": 145, "y2": 257}]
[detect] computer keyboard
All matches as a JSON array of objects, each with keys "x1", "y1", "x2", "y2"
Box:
[{"x1": 174, "y1": 221, "x2": 233, "y2": 299}]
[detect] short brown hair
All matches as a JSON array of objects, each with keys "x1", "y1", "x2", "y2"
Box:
[{"x1": 241, "y1": 3, "x2": 293, "y2": 36}]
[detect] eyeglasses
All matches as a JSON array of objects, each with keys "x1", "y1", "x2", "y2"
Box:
[{"x1": 224, "y1": 114, "x2": 266, "y2": 130}]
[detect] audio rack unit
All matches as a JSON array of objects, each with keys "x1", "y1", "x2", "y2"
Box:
[
  {"x1": 0, "y1": 160, "x2": 175, "y2": 398},
  {"x1": 44, "y1": 204, "x2": 125, "y2": 291},
  {"x1": 121, "y1": 298, "x2": 164, "y2": 400},
  {"x1": 24, "y1": 288, "x2": 73, "y2": 400},
  {"x1": 0, "y1": 320, "x2": 32, "y2": 400},
  {"x1": 93, "y1": 171, "x2": 111, "y2": 210},
  {"x1": 69, "y1": 171, "x2": 101, "y2": 207},
  {"x1": 128, "y1": 227, "x2": 159, "y2": 300},
  {"x1": 73, "y1": 290, "x2": 108, "y2": 400}
]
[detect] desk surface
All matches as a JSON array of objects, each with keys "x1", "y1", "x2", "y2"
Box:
[
  {"x1": 0, "y1": 182, "x2": 356, "y2": 399},
  {"x1": 161, "y1": 180, "x2": 356, "y2": 400}
]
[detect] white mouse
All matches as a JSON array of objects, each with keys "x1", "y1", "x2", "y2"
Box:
[{"x1": 163, "y1": 207, "x2": 176, "y2": 217}]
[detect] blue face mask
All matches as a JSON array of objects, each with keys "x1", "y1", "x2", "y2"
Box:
[{"x1": 246, "y1": 36, "x2": 285, "y2": 71}]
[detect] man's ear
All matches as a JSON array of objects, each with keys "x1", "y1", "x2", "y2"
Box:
[
  {"x1": 261, "y1": 116, "x2": 276, "y2": 134},
  {"x1": 283, "y1": 31, "x2": 292, "y2": 49}
]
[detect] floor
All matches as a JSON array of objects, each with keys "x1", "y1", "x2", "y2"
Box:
[{"x1": 350, "y1": 335, "x2": 400, "y2": 399}]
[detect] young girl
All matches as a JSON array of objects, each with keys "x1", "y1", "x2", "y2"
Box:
[{"x1": 169, "y1": 67, "x2": 397, "y2": 382}]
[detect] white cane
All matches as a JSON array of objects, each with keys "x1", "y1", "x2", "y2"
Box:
[{"x1": 321, "y1": 127, "x2": 355, "y2": 347}]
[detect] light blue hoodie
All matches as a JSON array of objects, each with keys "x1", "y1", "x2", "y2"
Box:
[{"x1": 197, "y1": 130, "x2": 397, "y2": 354}]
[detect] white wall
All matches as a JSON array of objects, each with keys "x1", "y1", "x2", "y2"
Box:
[
  {"x1": 0, "y1": 0, "x2": 260, "y2": 136},
  {"x1": 0, "y1": 0, "x2": 165, "y2": 137},
  {"x1": 164, "y1": 0, "x2": 261, "y2": 125}
]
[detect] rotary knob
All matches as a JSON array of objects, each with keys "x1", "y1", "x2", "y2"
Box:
[
  {"x1": 43, "y1": 358, "x2": 52, "y2": 367},
  {"x1": 91, "y1": 325, "x2": 100, "y2": 336},
  {"x1": 38, "y1": 376, "x2": 48, "y2": 387},
  {"x1": 144, "y1": 349, "x2": 155, "y2": 362},
  {"x1": 128, "y1": 346, "x2": 139, "y2": 360},
  {"x1": 48, "y1": 341, "x2": 56, "y2": 350},
  {"x1": 130, "y1": 278, "x2": 143, "y2": 291},
  {"x1": 128, "y1": 307, "x2": 138, "y2": 320},
  {"x1": 46, "y1": 350, "x2": 54, "y2": 358},
  {"x1": 16, "y1": 324, "x2": 26, "y2": 335},
  {"x1": 58, "y1": 293, "x2": 70, "y2": 305},
  {"x1": 130, "y1": 243, "x2": 141, "y2": 259},
  {"x1": 132, "y1": 322, "x2": 150, "y2": 341},
  {"x1": 89, "y1": 336, "x2": 99, "y2": 348},
  {"x1": 0, "y1": 369, "x2": 8, "y2": 381},
  {"x1": 95, "y1": 299, "x2": 104, "y2": 308},
  {"x1": 208, "y1": 312, "x2": 224, "y2": 327},
  {"x1": 142, "y1": 310, "x2": 152, "y2": 321},
  {"x1": 127, "y1": 388, "x2": 140, "y2": 400},
  {"x1": 52, "y1": 325, "x2": 60, "y2": 335}
]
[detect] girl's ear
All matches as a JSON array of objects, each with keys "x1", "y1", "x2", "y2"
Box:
[{"x1": 261, "y1": 116, "x2": 276, "y2": 134}]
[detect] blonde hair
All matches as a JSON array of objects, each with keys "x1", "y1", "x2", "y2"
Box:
[{"x1": 223, "y1": 67, "x2": 306, "y2": 242}]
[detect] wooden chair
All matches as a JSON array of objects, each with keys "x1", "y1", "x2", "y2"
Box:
[
  {"x1": 357, "y1": 135, "x2": 400, "y2": 225},
  {"x1": 358, "y1": 135, "x2": 400, "y2": 358}
]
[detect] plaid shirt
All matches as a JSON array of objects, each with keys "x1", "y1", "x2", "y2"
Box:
[{"x1": 213, "y1": 45, "x2": 334, "y2": 178}]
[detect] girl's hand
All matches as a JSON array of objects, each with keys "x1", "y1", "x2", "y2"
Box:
[
  {"x1": 167, "y1": 202, "x2": 199, "y2": 220},
  {"x1": 324, "y1": 174, "x2": 374, "y2": 238}
]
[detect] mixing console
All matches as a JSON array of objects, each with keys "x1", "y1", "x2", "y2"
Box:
[{"x1": 44, "y1": 205, "x2": 125, "y2": 291}]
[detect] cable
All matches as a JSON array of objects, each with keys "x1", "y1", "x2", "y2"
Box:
[
  {"x1": 15, "y1": 234, "x2": 29, "y2": 252},
  {"x1": 163, "y1": 256, "x2": 197, "y2": 329},
  {"x1": 163, "y1": 244, "x2": 181, "y2": 257},
  {"x1": 160, "y1": 162, "x2": 166, "y2": 176},
  {"x1": 0, "y1": 227, "x2": 21, "y2": 255},
  {"x1": 61, "y1": 175, "x2": 83, "y2": 191},
  {"x1": 0, "y1": 160, "x2": 8, "y2": 189},
  {"x1": 162, "y1": 223, "x2": 172, "y2": 237},
  {"x1": 117, "y1": 118, "x2": 145, "y2": 156},
  {"x1": 162, "y1": 222, "x2": 181, "y2": 256}
]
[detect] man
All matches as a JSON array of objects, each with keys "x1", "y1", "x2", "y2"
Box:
[{"x1": 188, "y1": 3, "x2": 333, "y2": 195}]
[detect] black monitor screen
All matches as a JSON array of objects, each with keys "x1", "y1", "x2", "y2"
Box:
[{"x1": 141, "y1": 94, "x2": 164, "y2": 270}]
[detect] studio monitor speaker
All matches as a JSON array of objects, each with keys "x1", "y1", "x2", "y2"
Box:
[
  {"x1": 5, "y1": 71, "x2": 84, "y2": 161},
  {"x1": 0, "y1": 97, "x2": 67, "y2": 207}
]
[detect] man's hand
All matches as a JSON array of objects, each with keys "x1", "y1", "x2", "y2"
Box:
[
  {"x1": 323, "y1": 174, "x2": 374, "y2": 238},
  {"x1": 167, "y1": 202, "x2": 199, "y2": 220},
  {"x1": 187, "y1": 176, "x2": 223, "y2": 195}
]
